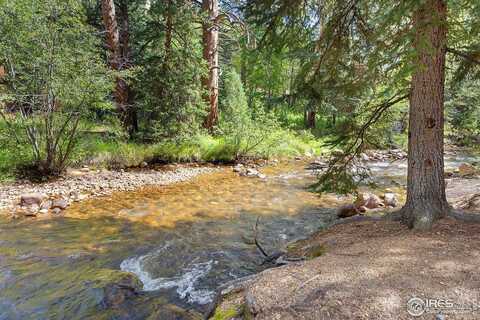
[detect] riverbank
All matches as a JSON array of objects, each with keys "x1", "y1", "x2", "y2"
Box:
[
  {"x1": 210, "y1": 217, "x2": 480, "y2": 320},
  {"x1": 0, "y1": 164, "x2": 219, "y2": 217}
]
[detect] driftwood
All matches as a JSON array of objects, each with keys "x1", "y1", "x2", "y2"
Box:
[{"x1": 253, "y1": 216, "x2": 305, "y2": 266}]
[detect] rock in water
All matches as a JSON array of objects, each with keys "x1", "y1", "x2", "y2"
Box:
[
  {"x1": 458, "y1": 163, "x2": 477, "y2": 177},
  {"x1": 101, "y1": 273, "x2": 142, "y2": 308},
  {"x1": 246, "y1": 168, "x2": 259, "y2": 177},
  {"x1": 337, "y1": 204, "x2": 360, "y2": 218},
  {"x1": 383, "y1": 192, "x2": 398, "y2": 207},
  {"x1": 51, "y1": 199, "x2": 68, "y2": 210},
  {"x1": 20, "y1": 193, "x2": 45, "y2": 206},
  {"x1": 233, "y1": 164, "x2": 244, "y2": 173}
]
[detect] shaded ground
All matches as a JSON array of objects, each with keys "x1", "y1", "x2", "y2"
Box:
[{"x1": 212, "y1": 218, "x2": 480, "y2": 319}]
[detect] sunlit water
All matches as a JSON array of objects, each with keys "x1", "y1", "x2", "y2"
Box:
[{"x1": 0, "y1": 155, "x2": 477, "y2": 319}]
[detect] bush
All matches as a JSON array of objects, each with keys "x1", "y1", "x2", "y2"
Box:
[{"x1": 0, "y1": 0, "x2": 110, "y2": 176}]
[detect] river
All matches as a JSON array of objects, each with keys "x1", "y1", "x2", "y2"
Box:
[{"x1": 0, "y1": 154, "x2": 478, "y2": 319}]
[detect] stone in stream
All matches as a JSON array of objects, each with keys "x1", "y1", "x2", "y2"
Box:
[
  {"x1": 233, "y1": 164, "x2": 244, "y2": 173},
  {"x1": 51, "y1": 199, "x2": 69, "y2": 210},
  {"x1": 100, "y1": 273, "x2": 142, "y2": 308},
  {"x1": 383, "y1": 192, "x2": 399, "y2": 207},
  {"x1": 20, "y1": 193, "x2": 45, "y2": 206}
]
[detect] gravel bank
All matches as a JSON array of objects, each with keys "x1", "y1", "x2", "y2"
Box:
[{"x1": 0, "y1": 165, "x2": 219, "y2": 215}]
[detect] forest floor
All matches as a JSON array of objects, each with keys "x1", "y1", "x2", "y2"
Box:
[{"x1": 212, "y1": 218, "x2": 480, "y2": 320}]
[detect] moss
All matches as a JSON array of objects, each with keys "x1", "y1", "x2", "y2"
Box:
[
  {"x1": 306, "y1": 244, "x2": 327, "y2": 259},
  {"x1": 211, "y1": 305, "x2": 241, "y2": 320}
]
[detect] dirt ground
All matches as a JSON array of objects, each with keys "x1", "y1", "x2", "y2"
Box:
[{"x1": 213, "y1": 218, "x2": 480, "y2": 319}]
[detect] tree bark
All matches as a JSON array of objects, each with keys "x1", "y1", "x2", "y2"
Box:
[
  {"x1": 305, "y1": 110, "x2": 316, "y2": 129},
  {"x1": 400, "y1": 0, "x2": 449, "y2": 230},
  {"x1": 164, "y1": 0, "x2": 173, "y2": 68},
  {"x1": 101, "y1": 0, "x2": 137, "y2": 136},
  {"x1": 202, "y1": 0, "x2": 219, "y2": 130}
]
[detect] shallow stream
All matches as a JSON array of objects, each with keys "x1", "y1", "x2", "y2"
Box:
[{"x1": 0, "y1": 154, "x2": 478, "y2": 319}]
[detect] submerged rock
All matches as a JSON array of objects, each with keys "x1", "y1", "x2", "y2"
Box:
[{"x1": 100, "y1": 272, "x2": 142, "y2": 308}]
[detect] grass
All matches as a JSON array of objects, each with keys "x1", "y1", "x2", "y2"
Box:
[
  {"x1": 77, "y1": 129, "x2": 328, "y2": 169},
  {"x1": 0, "y1": 127, "x2": 328, "y2": 181}
]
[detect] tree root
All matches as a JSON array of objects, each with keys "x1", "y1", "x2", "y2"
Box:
[{"x1": 448, "y1": 209, "x2": 480, "y2": 223}]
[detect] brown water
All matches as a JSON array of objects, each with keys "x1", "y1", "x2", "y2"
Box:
[
  {"x1": 0, "y1": 162, "x2": 346, "y2": 320},
  {"x1": 0, "y1": 154, "x2": 477, "y2": 320}
]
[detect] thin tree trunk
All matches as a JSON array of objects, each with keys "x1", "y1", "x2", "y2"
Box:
[
  {"x1": 306, "y1": 110, "x2": 316, "y2": 129},
  {"x1": 202, "y1": 0, "x2": 219, "y2": 130},
  {"x1": 399, "y1": 0, "x2": 449, "y2": 230},
  {"x1": 118, "y1": 0, "x2": 138, "y2": 135},
  {"x1": 101, "y1": 0, "x2": 136, "y2": 136}
]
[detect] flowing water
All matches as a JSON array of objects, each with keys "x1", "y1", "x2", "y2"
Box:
[{"x1": 0, "y1": 154, "x2": 478, "y2": 320}]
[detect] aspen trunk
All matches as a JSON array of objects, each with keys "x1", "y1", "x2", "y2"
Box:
[{"x1": 400, "y1": 0, "x2": 449, "y2": 230}]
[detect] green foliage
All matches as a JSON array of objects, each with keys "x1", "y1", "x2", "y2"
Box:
[
  {"x1": 446, "y1": 79, "x2": 480, "y2": 144},
  {"x1": 131, "y1": 0, "x2": 207, "y2": 141},
  {"x1": 0, "y1": 0, "x2": 110, "y2": 175},
  {"x1": 219, "y1": 68, "x2": 283, "y2": 159}
]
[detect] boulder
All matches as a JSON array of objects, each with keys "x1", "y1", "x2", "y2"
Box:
[
  {"x1": 383, "y1": 192, "x2": 399, "y2": 207},
  {"x1": 459, "y1": 163, "x2": 477, "y2": 177},
  {"x1": 246, "y1": 168, "x2": 259, "y2": 177},
  {"x1": 51, "y1": 199, "x2": 69, "y2": 210},
  {"x1": 101, "y1": 273, "x2": 142, "y2": 308},
  {"x1": 357, "y1": 206, "x2": 368, "y2": 213},
  {"x1": 355, "y1": 193, "x2": 384, "y2": 209},
  {"x1": 52, "y1": 208, "x2": 62, "y2": 214},
  {"x1": 233, "y1": 164, "x2": 244, "y2": 173},
  {"x1": 20, "y1": 193, "x2": 45, "y2": 206},
  {"x1": 336, "y1": 204, "x2": 360, "y2": 218},
  {"x1": 140, "y1": 161, "x2": 148, "y2": 168}
]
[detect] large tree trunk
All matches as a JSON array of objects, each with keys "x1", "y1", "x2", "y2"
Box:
[
  {"x1": 202, "y1": 0, "x2": 219, "y2": 130},
  {"x1": 400, "y1": 0, "x2": 449, "y2": 230},
  {"x1": 101, "y1": 0, "x2": 137, "y2": 136}
]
